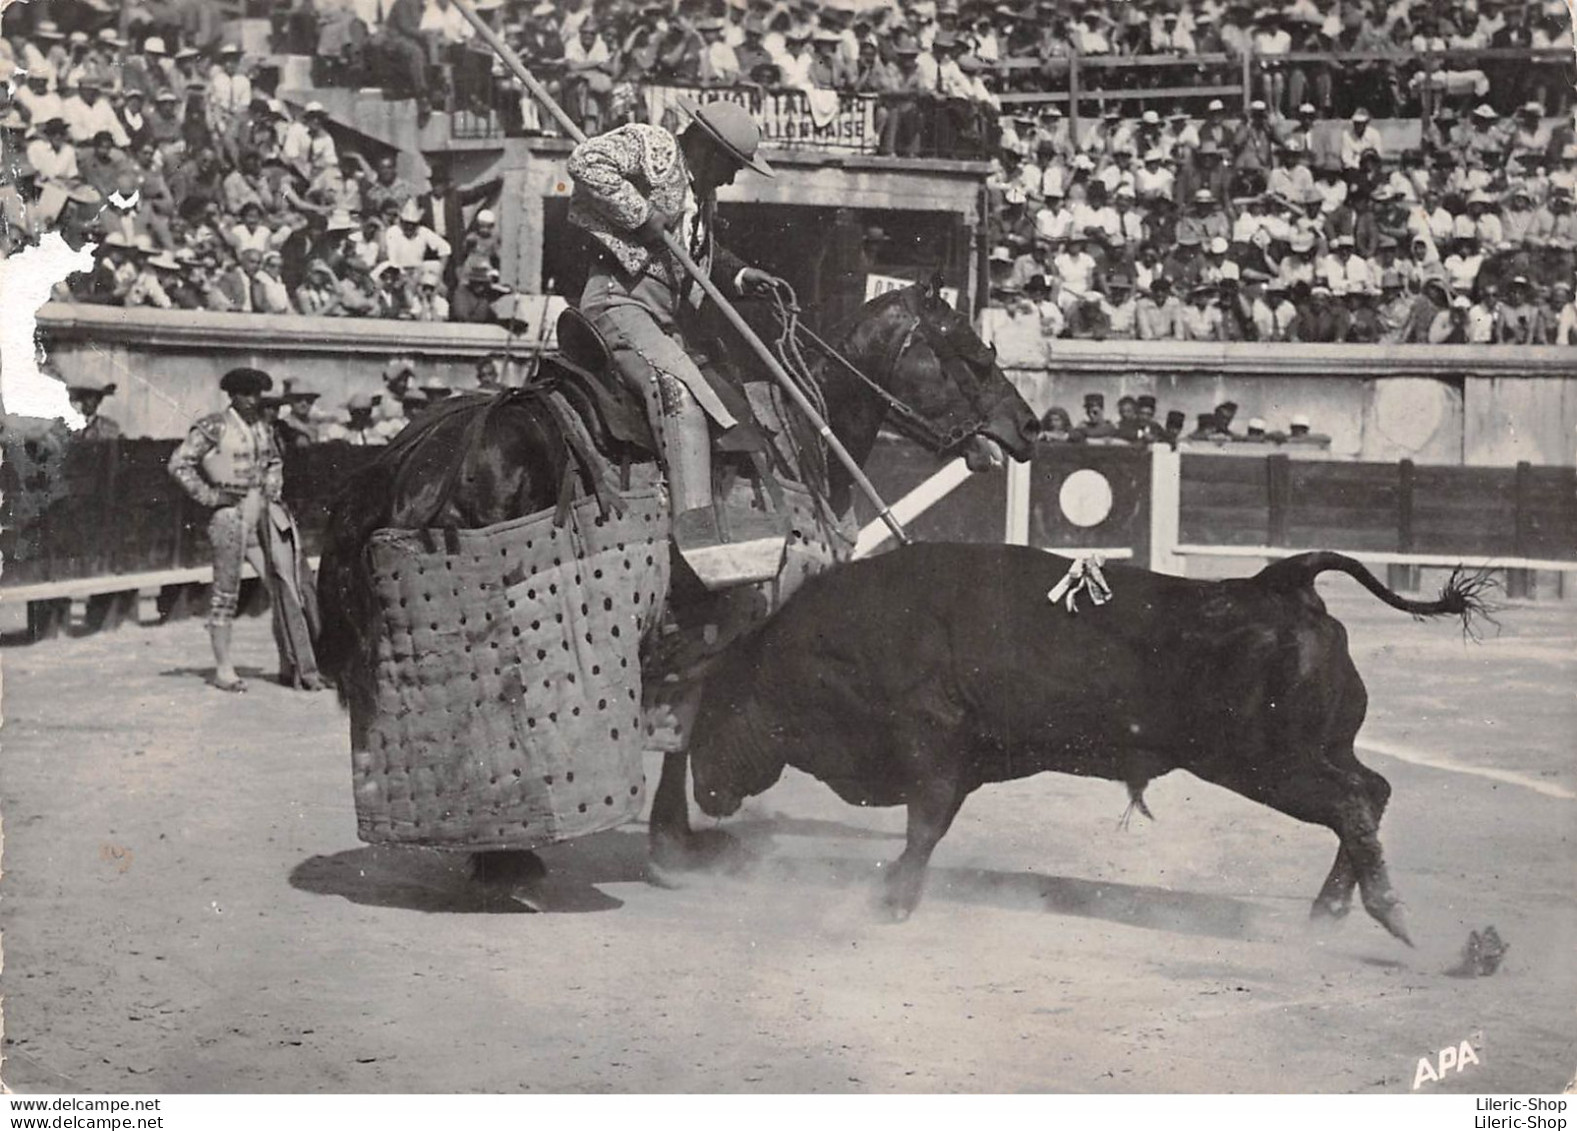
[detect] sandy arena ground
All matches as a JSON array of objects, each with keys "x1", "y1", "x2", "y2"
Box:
[{"x1": 1, "y1": 579, "x2": 1573, "y2": 1093}]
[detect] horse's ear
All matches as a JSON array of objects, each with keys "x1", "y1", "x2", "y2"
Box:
[{"x1": 928, "y1": 272, "x2": 946, "y2": 304}]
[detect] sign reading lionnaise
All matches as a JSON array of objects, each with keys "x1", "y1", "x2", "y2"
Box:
[{"x1": 646, "y1": 86, "x2": 879, "y2": 153}]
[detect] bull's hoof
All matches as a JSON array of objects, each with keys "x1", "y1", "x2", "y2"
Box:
[
  {"x1": 1365, "y1": 897, "x2": 1415, "y2": 947},
  {"x1": 876, "y1": 902, "x2": 913, "y2": 924},
  {"x1": 1309, "y1": 895, "x2": 1353, "y2": 926},
  {"x1": 876, "y1": 869, "x2": 924, "y2": 923},
  {"x1": 648, "y1": 826, "x2": 747, "y2": 882}
]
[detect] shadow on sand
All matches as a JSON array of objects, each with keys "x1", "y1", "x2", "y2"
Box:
[
  {"x1": 925, "y1": 864, "x2": 1272, "y2": 941},
  {"x1": 290, "y1": 815, "x2": 1271, "y2": 940},
  {"x1": 288, "y1": 828, "x2": 653, "y2": 915}
]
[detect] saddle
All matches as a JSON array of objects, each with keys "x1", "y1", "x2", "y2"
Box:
[
  {"x1": 553, "y1": 307, "x2": 790, "y2": 591},
  {"x1": 549, "y1": 306, "x2": 655, "y2": 456}
]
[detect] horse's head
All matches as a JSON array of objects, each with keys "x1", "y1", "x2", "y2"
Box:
[{"x1": 848, "y1": 279, "x2": 1039, "y2": 472}]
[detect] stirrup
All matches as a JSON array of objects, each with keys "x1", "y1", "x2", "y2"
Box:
[{"x1": 672, "y1": 503, "x2": 788, "y2": 591}]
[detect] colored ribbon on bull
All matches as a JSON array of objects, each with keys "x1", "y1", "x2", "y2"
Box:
[
  {"x1": 1046, "y1": 554, "x2": 1113, "y2": 614},
  {"x1": 448, "y1": 0, "x2": 911, "y2": 547}
]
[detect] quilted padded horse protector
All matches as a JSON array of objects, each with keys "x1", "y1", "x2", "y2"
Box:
[{"x1": 353, "y1": 466, "x2": 670, "y2": 850}]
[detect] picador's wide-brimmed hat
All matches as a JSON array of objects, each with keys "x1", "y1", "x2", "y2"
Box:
[
  {"x1": 220, "y1": 367, "x2": 273, "y2": 395},
  {"x1": 678, "y1": 99, "x2": 774, "y2": 177}
]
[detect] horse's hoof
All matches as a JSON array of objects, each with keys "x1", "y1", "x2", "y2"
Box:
[
  {"x1": 470, "y1": 850, "x2": 547, "y2": 903},
  {"x1": 508, "y1": 883, "x2": 546, "y2": 913},
  {"x1": 649, "y1": 827, "x2": 746, "y2": 875}
]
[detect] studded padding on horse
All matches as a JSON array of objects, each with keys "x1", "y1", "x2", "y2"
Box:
[{"x1": 354, "y1": 466, "x2": 670, "y2": 850}]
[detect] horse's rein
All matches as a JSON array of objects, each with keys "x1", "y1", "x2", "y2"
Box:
[{"x1": 764, "y1": 282, "x2": 985, "y2": 454}]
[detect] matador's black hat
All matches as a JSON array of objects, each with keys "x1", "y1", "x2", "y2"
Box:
[{"x1": 220, "y1": 367, "x2": 273, "y2": 395}]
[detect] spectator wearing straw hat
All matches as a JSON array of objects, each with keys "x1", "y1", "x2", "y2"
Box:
[
  {"x1": 208, "y1": 44, "x2": 252, "y2": 123},
  {"x1": 273, "y1": 378, "x2": 323, "y2": 449},
  {"x1": 120, "y1": 35, "x2": 172, "y2": 100},
  {"x1": 295, "y1": 258, "x2": 345, "y2": 316},
  {"x1": 15, "y1": 66, "x2": 65, "y2": 129},
  {"x1": 450, "y1": 259, "x2": 508, "y2": 323},
  {"x1": 1231, "y1": 100, "x2": 1276, "y2": 197},
  {"x1": 124, "y1": 249, "x2": 181, "y2": 308},
  {"x1": 1466, "y1": 104, "x2": 1506, "y2": 166},
  {"x1": 1546, "y1": 281, "x2": 1577, "y2": 344},
  {"x1": 409, "y1": 263, "x2": 450, "y2": 322},
  {"x1": 281, "y1": 102, "x2": 338, "y2": 183},
  {"x1": 322, "y1": 392, "x2": 393, "y2": 445},
  {"x1": 1331, "y1": 107, "x2": 1377, "y2": 170},
  {"x1": 1495, "y1": 275, "x2": 1544, "y2": 344},
  {"x1": 61, "y1": 68, "x2": 128, "y2": 148},
  {"x1": 385, "y1": 197, "x2": 452, "y2": 270}
]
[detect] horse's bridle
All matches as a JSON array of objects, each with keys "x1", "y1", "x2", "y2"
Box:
[{"x1": 767, "y1": 282, "x2": 991, "y2": 455}]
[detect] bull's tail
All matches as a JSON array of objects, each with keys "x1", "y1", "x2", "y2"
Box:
[{"x1": 1256, "y1": 552, "x2": 1499, "y2": 637}]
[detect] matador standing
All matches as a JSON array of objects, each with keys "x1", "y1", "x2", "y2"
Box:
[{"x1": 168, "y1": 367, "x2": 324, "y2": 693}]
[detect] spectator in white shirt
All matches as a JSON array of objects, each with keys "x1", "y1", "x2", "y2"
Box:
[
  {"x1": 1135, "y1": 149, "x2": 1175, "y2": 203},
  {"x1": 208, "y1": 45, "x2": 252, "y2": 120},
  {"x1": 1340, "y1": 107, "x2": 1383, "y2": 170},
  {"x1": 1465, "y1": 190, "x2": 1505, "y2": 246},
  {"x1": 776, "y1": 28, "x2": 814, "y2": 88},
  {"x1": 26, "y1": 116, "x2": 79, "y2": 185},
  {"x1": 1053, "y1": 232, "x2": 1098, "y2": 311},
  {"x1": 1443, "y1": 235, "x2": 1484, "y2": 292},
  {"x1": 14, "y1": 69, "x2": 64, "y2": 127},
  {"x1": 1034, "y1": 189, "x2": 1073, "y2": 241},
  {"x1": 61, "y1": 72, "x2": 129, "y2": 148},
  {"x1": 229, "y1": 202, "x2": 279, "y2": 254},
  {"x1": 384, "y1": 199, "x2": 452, "y2": 269},
  {"x1": 1319, "y1": 234, "x2": 1374, "y2": 293},
  {"x1": 420, "y1": 0, "x2": 476, "y2": 44},
  {"x1": 1550, "y1": 281, "x2": 1577, "y2": 343},
  {"x1": 282, "y1": 102, "x2": 339, "y2": 180}
]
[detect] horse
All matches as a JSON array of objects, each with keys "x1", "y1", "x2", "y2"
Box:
[{"x1": 315, "y1": 280, "x2": 1040, "y2": 901}]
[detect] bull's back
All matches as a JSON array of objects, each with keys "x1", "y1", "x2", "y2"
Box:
[{"x1": 723, "y1": 545, "x2": 1200, "y2": 780}]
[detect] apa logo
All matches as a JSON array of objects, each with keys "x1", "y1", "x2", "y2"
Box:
[{"x1": 1413, "y1": 1038, "x2": 1482, "y2": 1089}]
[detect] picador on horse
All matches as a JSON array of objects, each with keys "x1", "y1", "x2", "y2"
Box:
[{"x1": 314, "y1": 100, "x2": 1039, "y2": 908}]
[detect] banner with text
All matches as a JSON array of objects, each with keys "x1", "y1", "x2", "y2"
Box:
[
  {"x1": 866, "y1": 273, "x2": 961, "y2": 309},
  {"x1": 645, "y1": 86, "x2": 879, "y2": 154}
]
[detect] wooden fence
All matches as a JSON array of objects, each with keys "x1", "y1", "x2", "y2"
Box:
[{"x1": 5, "y1": 437, "x2": 1574, "y2": 641}]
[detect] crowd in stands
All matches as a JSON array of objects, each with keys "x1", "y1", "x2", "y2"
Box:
[
  {"x1": 983, "y1": 96, "x2": 1577, "y2": 344},
  {"x1": 58, "y1": 354, "x2": 518, "y2": 445},
  {"x1": 2, "y1": 0, "x2": 1573, "y2": 344},
  {"x1": 263, "y1": 354, "x2": 515, "y2": 446},
  {"x1": 277, "y1": 0, "x2": 1574, "y2": 154},
  {"x1": 1040, "y1": 393, "x2": 1330, "y2": 447},
  {"x1": 0, "y1": 9, "x2": 510, "y2": 322}
]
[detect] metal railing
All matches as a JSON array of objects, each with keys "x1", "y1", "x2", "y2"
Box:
[{"x1": 992, "y1": 45, "x2": 1572, "y2": 137}]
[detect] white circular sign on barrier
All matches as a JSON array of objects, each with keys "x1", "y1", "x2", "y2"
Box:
[
  {"x1": 1059, "y1": 468, "x2": 1113, "y2": 528},
  {"x1": 1373, "y1": 378, "x2": 1446, "y2": 452}
]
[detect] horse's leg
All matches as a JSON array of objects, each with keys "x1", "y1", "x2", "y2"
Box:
[{"x1": 648, "y1": 749, "x2": 746, "y2": 878}]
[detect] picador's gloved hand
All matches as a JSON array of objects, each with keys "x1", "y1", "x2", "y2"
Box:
[
  {"x1": 637, "y1": 208, "x2": 678, "y2": 245},
  {"x1": 736, "y1": 267, "x2": 778, "y2": 296}
]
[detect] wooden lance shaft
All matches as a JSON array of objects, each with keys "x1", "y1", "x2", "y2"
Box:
[{"x1": 449, "y1": 0, "x2": 911, "y2": 547}]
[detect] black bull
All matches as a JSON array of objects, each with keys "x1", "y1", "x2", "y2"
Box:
[{"x1": 688, "y1": 545, "x2": 1492, "y2": 944}]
